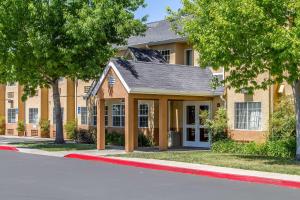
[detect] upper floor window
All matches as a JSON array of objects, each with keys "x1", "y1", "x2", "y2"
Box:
[
  {"x1": 84, "y1": 86, "x2": 91, "y2": 94},
  {"x1": 7, "y1": 82, "x2": 16, "y2": 86},
  {"x1": 80, "y1": 107, "x2": 88, "y2": 125},
  {"x1": 185, "y1": 49, "x2": 193, "y2": 66},
  {"x1": 7, "y1": 108, "x2": 17, "y2": 123},
  {"x1": 112, "y1": 104, "x2": 125, "y2": 127},
  {"x1": 7, "y1": 92, "x2": 14, "y2": 99},
  {"x1": 29, "y1": 108, "x2": 39, "y2": 124},
  {"x1": 138, "y1": 104, "x2": 149, "y2": 128},
  {"x1": 158, "y1": 50, "x2": 170, "y2": 63},
  {"x1": 235, "y1": 102, "x2": 261, "y2": 130}
]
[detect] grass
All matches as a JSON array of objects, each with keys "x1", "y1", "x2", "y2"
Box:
[
  {"x1": 14, "y1": 142, "x2": 96, "y2": 152},
  {"x1": 116, "y1": 151, "x2": 300, "y2": 175}
]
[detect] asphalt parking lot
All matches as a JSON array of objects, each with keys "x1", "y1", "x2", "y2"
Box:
[{"x1": 0, "y1": 151, "x2": 299, "y2": 200}]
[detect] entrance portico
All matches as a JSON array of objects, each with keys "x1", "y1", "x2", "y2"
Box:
[{"x1": 92, "y1": 58, "x2": 223, "y2": 152}]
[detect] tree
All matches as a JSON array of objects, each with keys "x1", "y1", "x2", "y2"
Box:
[
  {"x1": 168, "y1": 0, "x2": 300, "y2": 159},
  {"x1": 0, "y1": 0, "x2": 146, "y2": 144}
]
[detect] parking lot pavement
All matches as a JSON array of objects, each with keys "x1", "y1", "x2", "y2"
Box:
[{"x1": 0, "y1": 151, "x2": 300, "y2": 200}]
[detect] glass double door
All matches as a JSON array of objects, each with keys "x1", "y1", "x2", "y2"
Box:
[{"x1": 183, "y1": 101, "x2": 211, "y2": 148}]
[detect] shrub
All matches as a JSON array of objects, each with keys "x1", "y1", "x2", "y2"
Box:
[
  {"x1": 269, "y1": 96, "x2": 296, "y2": 141},
  {"x1": 138, "y1": 134, "x2": 155, "y2": 147},
  {"x1": 201, "y1": 107, "x2": 228, "y2": 142},
  {"x1": 212, "y1": 139, "x2": 295, "y2": 159},
  {"x1": 0, "y1": 116, "x2": 5, "y2": 135},
  {"x1": 76, "y1": 128, "x2": 96, "y2": 144},
  {"x1": 17, "y1": 120, "x2": 25, "y2": 133},
  {"x1": 39, "y1": 120, "x2": 50, "y2": 138},
  {"x1": 64, "y1": 120, "x2": 77, "y2": 140},
  {"x1": 106, "y1": 132, "x2": 125, "y2": 146}
]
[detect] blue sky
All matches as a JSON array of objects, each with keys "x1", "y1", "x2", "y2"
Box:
[{"x1": 135, "y1": 0, "x2": 182, "y2": 22}]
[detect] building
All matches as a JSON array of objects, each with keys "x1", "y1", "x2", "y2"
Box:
[{"x1": 0, "y1": 20, "x2": 294, "y2": 148}]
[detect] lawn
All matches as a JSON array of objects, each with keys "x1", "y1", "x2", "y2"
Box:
[
  {"x1": 14, "y1": 142, "x2": 96, "y2": 152},
  {"x1": 116, "y1": 151, "x2": 300, "y2": 175}
]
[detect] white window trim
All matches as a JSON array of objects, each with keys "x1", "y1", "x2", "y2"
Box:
[
  {"x1": 112, "y1": 104, "x2": 125, "y2": 128},
  {"x1": 184, "y1": 49, "x2": 194, "y2": 66},
  {"x1": 138, "y1": 103, "x2": 149, "y2": 128},
  {"x1": 158, "y1": 49, "x2": 171, "y2": 63},
  {"x1": 234, "y1": 102, "x2": 262, "y2": 131},
  {"x1": 80, "y1": 107, "x2": 88, "y2": 125},
  {"x1": 104, "y1": 105, "x2": 108, "y2": 127},
  {"x1": 29, "y1": 108, "x2": 39, "y2": 124},
  {"x1": 213, "y1": 67, "x2": 225, "y2": 80},
  {"x1": 7, "y1": 108, "x2": 17, "y2": 124}
]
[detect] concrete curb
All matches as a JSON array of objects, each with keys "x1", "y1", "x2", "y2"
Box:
[
  {"x1": 64, "y1": 153, "x2": 300, "y2": 190},
  {"x1": 0, "y1": 146, "x2": 19, "y2": 152}
]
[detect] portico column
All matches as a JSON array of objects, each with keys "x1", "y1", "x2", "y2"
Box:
[
  {"x1": 97, "y1": 98, "x2": 105, "y2": 150},
  {"x1": 134, "y1": 99, "x2": 138, "y2": 149},
  {"x1": 159, "y1": 97, "x2": 168, "y2": 151},
  {"x1": 125, "y1": 95, "x2": 136, "y2": 152}
]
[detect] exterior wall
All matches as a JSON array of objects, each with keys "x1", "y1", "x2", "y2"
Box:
[
  {"x1": 5, "y1": 84, "x2": 20, "y2": 136},
  {"x1": 25, "y1": 89, "x2": 41, "y2": 137},
  {"x1": 226, "y1": 73, "x2": 271, "y2": 142},
  {"x1": 0, "y1": 84, "x2": 5, "y2": 135}
]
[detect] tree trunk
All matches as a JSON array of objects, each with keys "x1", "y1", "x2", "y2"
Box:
[
  {"x1": 52, "y1": 80, "x2": 65, "y2": 144},
  {"x1": 293, "y1": 80, "x2": 300, "y2": 160}
]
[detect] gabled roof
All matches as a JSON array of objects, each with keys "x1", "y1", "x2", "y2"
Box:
[
  {"x1": 127, "y1": 47, "x2": 167, "y2": 63},
  {"x1": 92, "y1": 58, "x2": 224, "y2": 97},
  {"x1": 120, "y1": 20, "x2": 185, "y2": 49}
]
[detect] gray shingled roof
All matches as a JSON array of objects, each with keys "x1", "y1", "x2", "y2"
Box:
[
  {"x1": 128, "y1": 47, "x2": 167, "y2": 63},
  {"x1": 121, "y1": 20, "x2": 185, "y2": 48},
  {"x1": 92, "y1": 58, "x2": 224, "y2": 96}
]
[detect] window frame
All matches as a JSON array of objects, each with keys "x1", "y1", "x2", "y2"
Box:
[
  {"x1": 234, "y1": 102, "x2": 262, "y2": 131},
  {"x1": 138, "y1": 103, "x2": 149, "y2": 128},
  {"x1": 29, "y1": 108, "x2": 39, "y2": 124},
  {"x1": 184, "y1": 49, "x2": 193, "y2": 66},
  {"x1": 158, "y1": 49, "x2": 171, "y2": 63},
  {"x1": 80, "y1": 107, "x2": 88, "y2": 125},
  {"x1": 105, "y1": 105, "x2": 108, "y2": 127},
  {"x1": 7, "y1": 108, "x2": 17, "y2": 124},
  {"x1": 112, "y1": 104, "x2": 125, "y2": 127}
]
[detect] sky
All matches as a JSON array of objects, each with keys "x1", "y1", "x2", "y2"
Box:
[{"x1": 135, "y1": 0, "x2": 182, "y2": 23}]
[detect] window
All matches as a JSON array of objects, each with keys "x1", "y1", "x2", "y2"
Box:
[
  {"x1": 7, "y1": 82, "x2": 16, "y2": 86},
  {"x1": 185, "y1": 49, "x2": 193, "y2": 66},
  {"x1": 7, "y1": 92, "x2": 14, "y2": 99},
  {"x1": 53, "y1": 108, "x2": 64, "y2": 124},
  {"x1": 29, "y1": 108, "x2": 39, "y2": 124},
  {"x1": 105, "y1": 106, "x2": 108, "y2": 126},
  {"x1": 112, "y1": 104, "x2": 125, "y2": 127},
  {"x1": 84, "y1": 86, "x2": 91, "y2": 94},
  {"x1": 138, "y1": 104, "x2": 149, "y2": 128},
  {"x1": 213, "y1": 73, "x2": 224, "y2": 81},
  {"x1": 7, "y1": 109, "x2": 16, "y2": 123},
  {"x1": 80, "y1": 107, "x2": 88, "y2": 125},
  {"x1": 159, "y1": 50, "x2": 170, "y2": 63},
  {"x1": 235, "y1": 102, "x2": 262, "y2": 130},
  {"x1": 92, "y1": 106, "x2": 97, "y2": 126}
]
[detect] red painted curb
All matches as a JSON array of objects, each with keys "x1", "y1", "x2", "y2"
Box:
[
  {"x1": 0, "y1": 146, "x2": 19, "y2": 152},
  {"x1": 65, "y1": 153, "x2": 300, "y2": 190}
]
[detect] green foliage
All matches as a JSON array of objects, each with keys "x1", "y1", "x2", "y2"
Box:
[
  {"x1": 39, "y1": 120, "x2": 50, "y2": 138},
  {"x1": 212, "y1": 139, "x2": 296, "y2": 159},
  {"x1": 168, "y1": 0, "x2": 300, "y2": 91},
  {"x1": 138, "y1": 134, "x2": 155, "y2": 147},
  {"x1": 106, "y1": 132, "x2": 125, "y2": 146},
  {"x1": 0, "y1": 116, "x2": 5, "y2": 135},
  {"x1": 201, "y1": 108, "x2": 228, "y2": 142},
  {"x1": 64, "y1": 120, "x2": 77, "y2": 140},
  {"x1": 16, "y1": 120, "x2": 25, "y2": 133},
  {"x1": 270, "y1": 96, "x2": 296, "y2": 141}
]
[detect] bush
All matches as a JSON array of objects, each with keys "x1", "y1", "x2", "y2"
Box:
[
  {"x1": 201, "y1": 107, "x2": 228, "y2": 142},
  {"x1": 39, "y1": 120, "x2": 50, "y2": 138},
  {"x1": 212, "y1": 139, "x2": 295, "y2": 159},
  {"x1": 64, "y1": 120, "x2": 77, "y2": 140},
  {"x1": 76, "y1": 128, "x2": 96, "y2": 144},
  {"x1": 0, "y1": 116, "x2": 5, "y2": 135},
  {"x1": 269, "y1": 96, "x2": 296, "y2": 141},
  {"x1": 17, "y1": 120, "x2": 25, "y2": 133},
  {"x1": 138, "y1": 134, "x2": 155, "y2": 147},
  {"x1": 106, "y1": 132, "x2": 125, "y2": 146}
]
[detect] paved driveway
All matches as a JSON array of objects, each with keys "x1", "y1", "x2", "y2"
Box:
[{"x1": 0, "y1": 151, "x2": 299, "y2": 200}]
